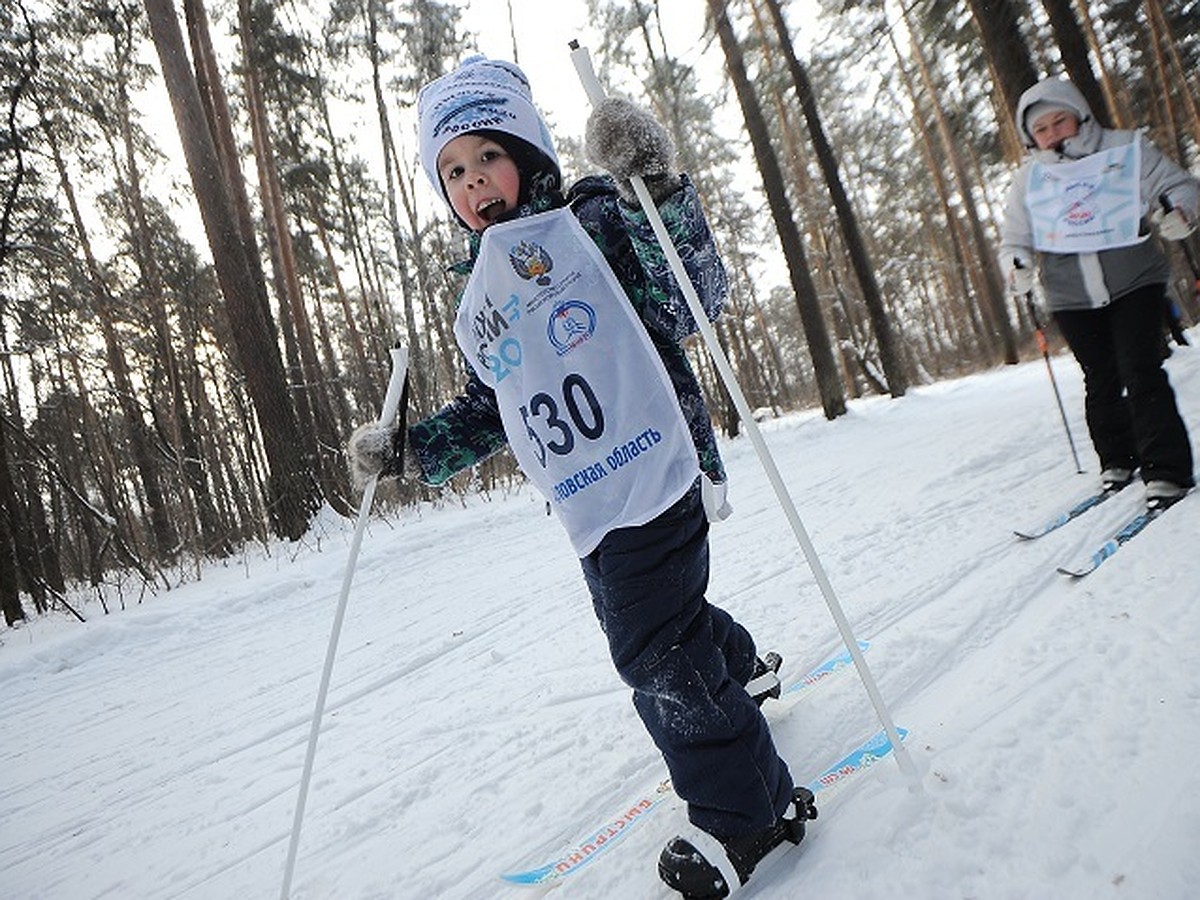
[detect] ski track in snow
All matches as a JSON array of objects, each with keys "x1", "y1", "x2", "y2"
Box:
[{"x1": 3, "y1": 336, "x2": 1199, "y2": 899}]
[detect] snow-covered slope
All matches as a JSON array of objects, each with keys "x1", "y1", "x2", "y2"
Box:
[{"x1": 3, "y1": 338, "x2": 1198, "y2": 899}]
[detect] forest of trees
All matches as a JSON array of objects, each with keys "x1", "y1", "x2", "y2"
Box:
[{"x1": 1, "y1": 0, "x2": 1197, "y2": 625}]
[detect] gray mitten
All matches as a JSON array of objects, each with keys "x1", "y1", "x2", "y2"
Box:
[
  {"x1": 347, "y1": 421, "x2": 404, "y2": 490},
  {"x1": 585, "y1": 97, "x2": 680, "y2": 204}
]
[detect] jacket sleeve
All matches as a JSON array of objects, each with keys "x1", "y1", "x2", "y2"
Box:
[
  {"x1": 406, "y1": 370, "x2": 509, "y2": 487},
  {"x1": 998, "y1": 163, "x2": 1035, "y2": 272},
  {"x1": 569, "y1": 173, "x2": 727, "y2": 342},
  {"x1": 1140, "y1": 133, "x2": 1200, "y2": 222},
  {"x1": 618, "y1": 174, "x2": 727, "y2": 341}
]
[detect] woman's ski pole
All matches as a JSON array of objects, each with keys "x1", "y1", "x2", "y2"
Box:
[
  {"x1": 568, "y1": 40, "x2": 916, "y2": 784},
  {"x1": 280, "y1": 344, "x2": 409, "y2": 899},
  {"x1": 1160, "y1": 193, "x2": 1200, "y2": 284},
  {"x1": 1016, "y1": 261, "x2": 1083, "y2": 473},
  {"x1": 1159, "y1": 194, "x2": 1198, "y2": 339}
]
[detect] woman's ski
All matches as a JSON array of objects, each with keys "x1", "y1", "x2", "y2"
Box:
[
  {"x1": 1057, "y1": 493, "x2": 1188, "y2": 576},
  {"x1": 1013, "y1": 484, "x2": 1127, "y2": 540}
]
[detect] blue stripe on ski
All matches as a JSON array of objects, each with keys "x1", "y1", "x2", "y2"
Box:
[
  {"x1": 500, "y1": 724, "x2": 905, "y2": 886},
  {"x1": 498, "y1": 780, "x2": 674, "y2": 885},
  {"x1": 804, "y1": 727, "x2": 908, "y2": 796},
  {"x1": 1057, "y1": 504, "x2": 1170, "y2": 577},
  {"x1": 1014, "y1": 485, "x2": 1124, "y2": 540},
  {"x1": 780, "y1": 639, "x2": 868, "y2": 699},
  {"x1": 498, "y1": 643, "x2": 874, "y2": 887}
]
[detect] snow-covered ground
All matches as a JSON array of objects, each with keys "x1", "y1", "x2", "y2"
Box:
[{"x1": 4, "y1": 335, "x2": 1199, "y2": 900}]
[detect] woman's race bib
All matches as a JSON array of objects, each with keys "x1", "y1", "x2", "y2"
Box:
[
  {"x1": 1026, "y1": 140, "x2": 1146, "y2": 254},
  {"x1": 454, "y1": 207, "x2": 700, "y2": 556}
]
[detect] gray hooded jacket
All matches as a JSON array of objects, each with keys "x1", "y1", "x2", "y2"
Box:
[{"x1": 998, "y1": 78, "x2": 1199, "y2": 312}]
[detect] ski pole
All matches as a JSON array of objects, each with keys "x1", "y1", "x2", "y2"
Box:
[
  {"x1": 280, "y1": 343, "x2": 409, "y2": 899},
  {"x1": 568, "y1": 40, "x2": 917, "y2": 785},
  {"x1": 1160, "y1": 193, "x2": 1200, "y2": 282},
  {"x1": 1015, "y1": 261, "x2": 1083, "y2": 474},
  {"x1": 1159, "y1": 193, "x2": 1198, "y2": 339}
]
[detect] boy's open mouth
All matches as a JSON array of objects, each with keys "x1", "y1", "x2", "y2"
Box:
[{"x1": 477, "y1": 198, "x2": 507, "y2": 222}]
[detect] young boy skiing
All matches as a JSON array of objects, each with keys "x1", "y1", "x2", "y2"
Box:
[{"x1": 347, "y1": 56, "x2": 814, "y2": 897}]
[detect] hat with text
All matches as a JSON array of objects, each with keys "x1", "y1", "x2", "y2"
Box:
[{"x1": 417, "y1": 55, "x2": 559, "y2": 195}]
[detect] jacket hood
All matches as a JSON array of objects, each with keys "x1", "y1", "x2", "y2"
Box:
[{"x1": 1015, "y1": 78, "x2": 1095, "y2": 149}]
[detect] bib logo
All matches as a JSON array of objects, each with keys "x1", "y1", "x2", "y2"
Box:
[
  {"x1": 547, "y1": 300, "x2": 596, "y2": 356},
  {"x1": 1063, "y1": 181, "x2": 1098, "y2": 227},
  {"x1": 510, "y1": 240, "x2": 553, "y2": 285}
]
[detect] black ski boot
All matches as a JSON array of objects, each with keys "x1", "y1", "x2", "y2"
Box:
[
  {"x1": 657, "y1": 787, "x2": 818, "y2": 899},
  {"x1": 745, "y1": 652, "x2": 782, "y2": 706}
]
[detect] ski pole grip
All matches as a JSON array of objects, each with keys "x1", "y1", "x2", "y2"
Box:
[
  {"x1": 1160, "y1": 192, "x2": 1173, "y2": 214},
  {"x1": 569, "y1": 40, "x2": 607, "y2": 106},
  {"x1": 1013, "y1": 256, "x2": 1037, "y2": 304},
  {"x1": 568, "y1": 40, "x2": 658, "y2": 223},
  {"x1": 379, "y1": 343, "x2": 409, "y2": 425}
]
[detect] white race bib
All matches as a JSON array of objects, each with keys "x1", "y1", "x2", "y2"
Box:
[
  {"x1": 454, "y1": 207, "x2": 700, "y2": 556},
  {"x1": 1026, "y1": 141, "x2": 1146, "y2": 254}
]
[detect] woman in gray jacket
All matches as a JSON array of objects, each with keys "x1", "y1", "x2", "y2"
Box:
[{"x1": 999, "y1": 76, "x2": 1198, "y2": 508}]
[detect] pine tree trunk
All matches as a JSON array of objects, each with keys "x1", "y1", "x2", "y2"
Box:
[
  {"x1": 238, "y1": 0, "x2": 350, "y2": 516},
  {"x1": 1144, "y1": 0, "x2": 1200, "y2": 160},
  {"x1": 1, "y1": 308, "x2": 68, "y2": 612},
  {"x1": 708, "y1": 0, "x2": 845, "y2": 419},
  {"x1": 367, "y1": 0, "x2": 428, "y2": 407},
  {"x1": 1072, "y1": 0, "x2": 1131, "y2": 127},
  {"x1": 901, "y1": 10, "x2": 1019, "y2": 364},
  {"x1": 1131, "y1": 11, "x2": 1173, "y2": 156},
  {"x1": 887, "y1": 27, "x2": 995, "y2": 365},
  {"x1": 308, "y1": 63, "x2": 390, "y2": 403},
  {"x1": 143, "y1": 0, "x2": 318, "y2": 540},
  {"x1": 61, "y1": 337, "x2": 157, "y2": 586},
  {"x1": 1039, "y1": 0, "x2": 1112, "y2": 126},
  {"x1": 963, "y1": 0, "x2": 1039, "y2": 146},
  {"x1": 0, "y1": 409, "x2": 28, "y2": 625},
  {"x1": 760, "y1": 0, "x2": 907, "y2": 397},
  {"x1": 40, "y1": 113, "x2": 181, "y2": 561},
  {"x1": 107, "y1": 12, "x2": 228, "y2": 561},
  {"x1": 9, "y1": 321, "x2": 105, "y2": 594}
]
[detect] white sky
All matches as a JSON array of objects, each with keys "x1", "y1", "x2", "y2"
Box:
[{"x1": 459, "y1": 0, "x2": 714, "y2": 141}]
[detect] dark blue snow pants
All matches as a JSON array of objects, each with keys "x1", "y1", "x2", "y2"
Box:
[
  {"x1": 580, "y1": 480, "x2": 794, "y2": 840},
  {"x1": 1054, "y1": 285, "x2": 1194, "y2": 487}
]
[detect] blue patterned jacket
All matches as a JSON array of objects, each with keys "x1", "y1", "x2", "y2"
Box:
[{"x1": 407, "y1": 174, "x2": 728, "y2": 487}]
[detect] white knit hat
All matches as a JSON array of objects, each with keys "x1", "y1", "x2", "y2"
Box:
[
  {"x1": 417, "y1": 55, "x2": 559, "y2": 197},
  {"x1": 1023, "y1": 100, "x2": 1078, "y2": 135}
]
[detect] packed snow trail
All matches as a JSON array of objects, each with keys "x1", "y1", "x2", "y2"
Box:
[{"x1": 2, "y1": 340, "x2": 1199, "y2": 899}]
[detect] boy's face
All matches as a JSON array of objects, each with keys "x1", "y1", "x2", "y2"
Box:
[
  {"x1": 1029, "y1": 109, "x2": 1079, "y2": 151},
  {"x1": 438, "y1": 133, "x2": 521, "y2": 232}
]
